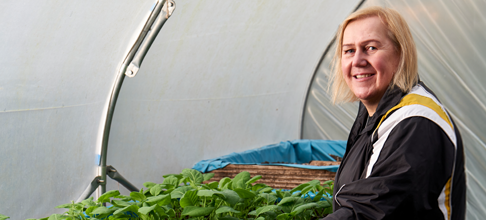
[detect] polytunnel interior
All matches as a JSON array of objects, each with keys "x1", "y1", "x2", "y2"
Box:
[{"x1": 1, "y1": 0, "x2": 485, "y2": 219}]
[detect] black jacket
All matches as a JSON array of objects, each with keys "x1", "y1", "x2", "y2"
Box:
[{"x1": 323, "y1": 82, "x2": 466, "y2": 220}]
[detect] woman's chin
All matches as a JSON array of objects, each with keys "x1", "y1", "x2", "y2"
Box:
[{"x1": 353, "y1": 92, "x2": 373, "y2": 101}]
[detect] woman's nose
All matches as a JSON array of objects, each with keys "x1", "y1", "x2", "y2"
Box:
[{"x1": 353, "y1": 51, "x2": 368, "y2": 67}]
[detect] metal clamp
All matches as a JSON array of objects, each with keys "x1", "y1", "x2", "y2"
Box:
[{"x1": 125, "y1": 0, "x2": 176, "y2": 77}]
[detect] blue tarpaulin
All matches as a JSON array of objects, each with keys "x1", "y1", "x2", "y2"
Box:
[{"x1": 192, "y1": 140, "x2": 346, "y2": 173}]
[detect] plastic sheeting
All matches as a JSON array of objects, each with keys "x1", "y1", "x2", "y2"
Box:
[
  {"x1": 302, "y1": 1, "x2": 486, "y2": 219},
  {"x1": 0, "y1": 1, "x2": 156, "y2": 219},
  {"x1": 192, "y1": 140, "x2": 346, "y2": 173},
  {"x1": 105, "y1": 0, "x2": 360, "y2": 196},
  {"x1": 4, "y1": 0, "x2": 484, "y2": 219}
]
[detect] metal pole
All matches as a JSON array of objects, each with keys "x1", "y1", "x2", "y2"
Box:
[{"x1": 99, "y1": 0, "x2": 175, "y2": 195}]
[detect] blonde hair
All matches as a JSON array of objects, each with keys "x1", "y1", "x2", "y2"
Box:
[{"x1": 330, "y1": 6, "x2": 418, "y2": 103}]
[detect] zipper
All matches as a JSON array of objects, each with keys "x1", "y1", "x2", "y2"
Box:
[{"x1": 334, "y1": 184, "x2": 346, "y2": 207}]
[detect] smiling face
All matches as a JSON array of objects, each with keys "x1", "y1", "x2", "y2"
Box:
[{"x1": 341, "y1": 16, "x2": 400, "y2": 115}]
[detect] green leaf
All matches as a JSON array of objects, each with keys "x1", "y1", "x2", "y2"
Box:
[
  {"x1": 263, "y1": 210, "x2": 277, "y2": 219},
  {"x1": 233, "y1": 188, "x2": 256, "y2": 199},
  {"x1": 252, "y1": 183, "x2": 268, "y2": 192},
  {"x1": 313, "y1": 191, "x2": 324, "y2": 202},
  {"x1": 220, "y1": 189, "x2": 241, "y2": 206},
  {"x1": 92, "y1": 206, "x2": 112, "y2": 215},
  {"x1": 307, "y1": 179, "x2": 320, "y2": 186},
  {"x1": 256, "y1": 205, "x2": 280, "y2": 216},
  {"x1": 81, "y1": 197, "x2": 97, "y2": 207},
  {"x1": 114, "y1": 195, "x2": 132, "y2": 201},
  {"x1": 164, "y1": 188, "x2": 175, "y2": 195},
  {"x1": 98, "y1": 190, "x2": 120, "y2": 203},
  {"x1": 196, "y1": 189, "x2": 214, "y2": 197},
  {"x1": 215, "y1": 206, "x2": 241, "y2": 214},
  {"x1": 180, "y1": 190, "x2": 199, "y2": 208},
  {"x1": 108, "y1": 205, "x2": 122, "y2": 213},
  {"x1": 203, "y1": 173, "x2": 215, "y2": 182},
  {"x1": 143, "y1": 182, "x2": 156, "y2": 189},
  {"x1": 146, "y1": 194, "x2": 171, "y2": 206},
  {"x1": 224, "y1": 181, "x2": 233, "y2": 190},
  {"x1": 253, "y1": 196, "x2": 264, "y2": 204},
  {"x1": 162, "y1": 174, "x2": 183, "y2": 179},
  {"x1": 301, "y1": 185, "x2": 315, "y2": 195},
  {"x1": 181, "y1": 169, "x2": 204, "y2": 185},
  {"x1": 163, "y1": 176, "x2": 179, "y2": 186},
  {"x1": 232, "y1": 171, "x2": 251, "y2": 189},
  {"x1": 290, "y1": 203, "x2": 318, "y2": 216},
  {"x1": 165, "y1": 208, "x2": 176, "y2": 217},
  {"x1": 200, "y1": 184, "x2": 212, "y2": 190},
  {"x1": 259, "y1": 193, "x2": 277, "y2": 204},
  {"x1": 291, "y1": 192, "x2": 302, "y2": 197},
  {"x1": 255, "y1": 217, "x2": 265, "y2": 220},
  {"x1": 111, "y1": 200, "x2": 132, "y2": 207},
  {"x1": 154, "y1": 206, "x2": 168, "y2": 217},
  {"x1": 170, "y1": 186, "x2": 193, "y2": 199},
  {"x1": 259, "y1": 187, "x2": 273, "y2": 194},
  {"x1": 138, "y1": 204, "x2": 157, "y2": 215},
  {"x1": 290, "y1": 183, "x2": 309, "y2": 194},
  {"x1": 276, "y1": 213, "x2": 290, "y2": 220},
  {"x1": 130, "y1": 191, "x2": 146, "y2": 202},
  {"x1": 248, "y1": 210, "x2": 257, "y2": 216},
  {"x1": 322, "y1": 180, "x2": 334, "y2": 186},
  {"x1": 278, "y1": 197, "x2": 300, "y2": 206},
  {"x1": 324, "y1": 187, "x2": 333, "y2": 195},
  {"x1": 55, "y1": 202, "x2": 74, "y2": 209},
  {"x1": 275, "y1": 190, "x2": 285, "y2": 199},
  {"x1": 85, "y1": 206, "x2": 98, "y2": 216},
  {"x1": 323, "y1": 195, "x2": 332, "y2": 204},
  {"x1": 113, "y1": 204, "x2": 139, "y2": 216},
  {"x1": 303, "y1": 209, "x2": 313, "y2": 219},
  {"x1": 47, "y1": 214, "x2": 65, "y2": 220},
  {"x1": 181, "y1": 206, "x2": 215, "y2": 217},
  {"x1": 189, "y1": 182, "x2": 198, "y2": 189},
  {"x1": 0, "y1": 214, "x2": 10, "y2": 220},
  {"x1": 316, "y1": 200, "x2": 331, "y2": 209},
  {"x1": 150, "y1": 184, "x2": 164, "y2": 196},
  {"x1": 219, "y1": 177, "x2": 231, "y2": 189},
  {"x1": 218, "y1": 216, "x2": 241, "y2": 220},
  {"x1": 207, "y1": 181, "x2": 219, "y2": 189},
  {"x1": 179, "y1": 177, "x2": 189, "y2": 186},
  {"x1": 246, "y1": 175, "x2": 262, "y2": 185}
]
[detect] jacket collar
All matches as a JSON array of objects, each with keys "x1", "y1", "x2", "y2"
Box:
[{"x1": 358, "y1": 84, "x2": 407, "y2": 134}]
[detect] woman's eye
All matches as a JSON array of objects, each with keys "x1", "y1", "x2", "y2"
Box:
[
  {"x1": 368, "y1": 46, "x2": 377, "y2": 51},
  {"x1": 344, "y1": 49, "x2": 355, "y2": 54}
]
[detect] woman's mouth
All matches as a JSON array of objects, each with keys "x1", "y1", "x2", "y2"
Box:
[{"x1": 355, "y1": 74, "x2": 374, "y2": 79}]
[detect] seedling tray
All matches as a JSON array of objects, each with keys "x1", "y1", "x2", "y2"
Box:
[{"x1": 204, "y1": 161, "x2": 340, "y2": 189}]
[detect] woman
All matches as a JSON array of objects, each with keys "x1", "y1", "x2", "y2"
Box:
[{"x1": 323, "y1": 7, "x2": 466, "y2": 220}]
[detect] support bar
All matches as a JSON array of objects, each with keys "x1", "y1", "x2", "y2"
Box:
[
  {"x1": 76, "y1": 166, "x2": 140, "y2": 202},
  {"x1": 99, "y1": 0, "x2": 176, "y2": 195},
  {"x1": 106, "y1": 165, "x2": 139, "y2": 192},
  {"x1": 76, "y1": 176, "x2": 103, "y2": 203}
]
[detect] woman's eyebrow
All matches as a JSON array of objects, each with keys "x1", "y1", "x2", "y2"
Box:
[
  {"x1": 342, "y1": 40, "x2": 382, "y2": 47},
  {"x1": 360, "y1": 39, "x2": 382, "y2": 46}
]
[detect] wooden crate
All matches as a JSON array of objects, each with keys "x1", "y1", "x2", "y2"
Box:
[{"x1": 204, "y1": 161, "x2": 340, "y2": 189}]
